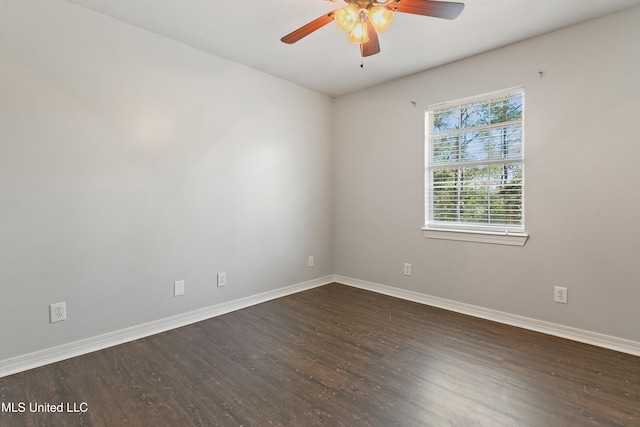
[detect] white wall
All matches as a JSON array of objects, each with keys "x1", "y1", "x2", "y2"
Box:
[
  {"x1": 334, "y1": 6, "x2": 640, "y2": 342},
  {"x1": 0, "y1": 0, "x2": 334, "y2": 360}
]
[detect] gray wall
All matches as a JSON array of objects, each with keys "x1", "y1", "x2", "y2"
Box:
[
  {"x1": 334, "y1": 6, "x2": 640, "y2": 342},
  {"x1": 0, "y1": 0, "x2": 334, "y2": 360}
]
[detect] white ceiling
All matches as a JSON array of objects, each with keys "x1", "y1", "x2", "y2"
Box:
[{"x1": 65, "y1": 0, "x2": 640, "y2": 97}]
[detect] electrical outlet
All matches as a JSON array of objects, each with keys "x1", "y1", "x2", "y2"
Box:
[
  {"x1": 174, "y1": 280, "x2": 185, "y2": 296},
  {"x1": 404, "y1": 263, "x2": 412, "y2": 276},
  {"x1": 554, "y1": 286, "x2": 568, "y2": 304},
  {"x1": 308, "y1": 256, "x2": 314, "y2": 267},
  {"x1": 217, "y1": 272, "x2": 226, "y2": 287},
  {"x1": 49, "y1": 302, "x2": 66, "y2": 323}
]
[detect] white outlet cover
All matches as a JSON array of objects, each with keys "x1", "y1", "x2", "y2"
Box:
[
  {"x1": 404, "y1": 263, "x2": 412, "y2": 276},
  {"x1": 49, "y1": 302, "x2": 66, "y2": 323},
  {"x1": 217, "y1": 272, "x2": 226, "y2": 287},
  {"x1": 554, "y1": 286, "x2": 568, "y2": 304},
  {"x1": 174, "y1": 280, "x2": 185, "y2": 296}
]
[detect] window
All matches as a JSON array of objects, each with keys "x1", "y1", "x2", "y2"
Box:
[{"x1": 424, "y1": 88, "x2": 528, "y2": 246}]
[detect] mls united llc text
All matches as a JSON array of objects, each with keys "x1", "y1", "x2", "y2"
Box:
[{"x1": 2, "y1": 401, "x2": 89, "y2": 413}]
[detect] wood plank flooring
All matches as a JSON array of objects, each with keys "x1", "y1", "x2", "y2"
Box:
[{"x1": 1, "y1": 283, "x2": 639, "y2": 426}]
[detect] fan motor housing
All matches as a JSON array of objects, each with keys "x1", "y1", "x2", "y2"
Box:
[{"x1": 347, "y1": 0, "x2": 377, "y2": 11}]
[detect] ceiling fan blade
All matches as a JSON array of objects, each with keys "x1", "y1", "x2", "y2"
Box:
[
  {"x1": 281, "y1": 13, "x2": 335, "y2": 44},
  {"x1": 388, "y1": 0, "x2": 464, "y2": 20},
  {"x1": 360, "y1": 19, "x2": 381, "y2": 57}
]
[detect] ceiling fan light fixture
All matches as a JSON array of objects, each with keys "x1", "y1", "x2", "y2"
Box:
[
  {"x1": 348, "y1": 19, "x2": 369, "y2": 44},
  {"x1": 369, "y1": 6, "x2": 394, "y2": 33},
  {"x1": 281, "y1": 0, "x2": 465, "y2": 57},
  {"x1": 334, "y1": 5, "x2": 360, "y2": 32}
]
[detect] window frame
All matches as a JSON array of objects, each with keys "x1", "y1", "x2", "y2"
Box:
[{"x1": 423, "y1": 87, "x2": 528, "y2": 246}]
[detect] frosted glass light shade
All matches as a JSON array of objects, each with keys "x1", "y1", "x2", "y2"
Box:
[
  {"x1": 369, "y1": 6, "x2": 393, "y2": 33},
  {"x1": 348, "y1": 21, "x2": 369, "y2": 44},
  {"x1": 334, "y1": 5, "x2": 360, "y2": 32}
]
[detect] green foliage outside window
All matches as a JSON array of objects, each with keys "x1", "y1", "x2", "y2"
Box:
[{"x1": 428, "y1": 92, "x2": 524, "y2": 228}]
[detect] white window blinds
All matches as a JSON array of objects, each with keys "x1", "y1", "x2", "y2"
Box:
[{"x1": 426, "y1": 89, "x2": 524, "y2": 233}]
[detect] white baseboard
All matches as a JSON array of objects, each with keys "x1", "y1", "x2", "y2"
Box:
[
  {"x1": 0, "y1": 276, "x2": 333, "y2": 379},
  {"x1": 3, "y1": 274, "x2": 637, "y2": 379},
  {"x1": 334, "y1": 275, "x2": 640, "y2": 357}
]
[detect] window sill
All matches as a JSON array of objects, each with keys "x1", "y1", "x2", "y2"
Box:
[{"x1": 422, "y1": 227, "x2": 529, "y2": 246}]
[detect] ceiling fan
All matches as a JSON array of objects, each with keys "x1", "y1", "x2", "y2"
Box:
[{"x1": 281, "y1": 0, "x2": 465, "y2": 58}]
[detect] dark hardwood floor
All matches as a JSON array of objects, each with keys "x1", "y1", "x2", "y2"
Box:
[{"x1": 1, "y1": 283, "x2": 639, "y2": 426}]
